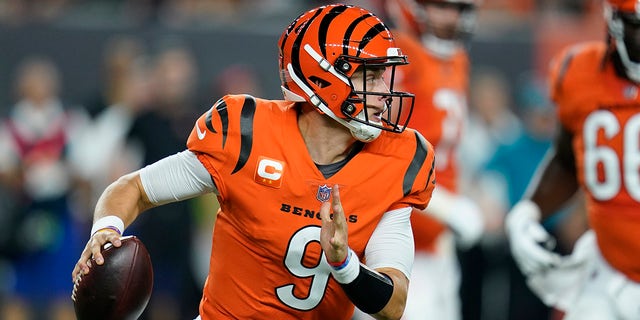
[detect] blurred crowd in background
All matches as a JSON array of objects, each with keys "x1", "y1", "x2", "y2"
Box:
[{"x1": 0, "y1": 0, "x2": 602, "y2": 319}]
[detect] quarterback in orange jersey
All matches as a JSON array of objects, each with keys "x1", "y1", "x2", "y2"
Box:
[
  {"x1": 72, "y1": 4, "x2": 436, "y2": 320},
  {"x1": 352, "y1": 1, "x2": 483, "y2": 319},
  {"x1": 506, "y1": 1, "x2": 640, "y2": 319}
]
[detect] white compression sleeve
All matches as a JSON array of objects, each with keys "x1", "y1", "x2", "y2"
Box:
[
  {"x1": 139, "y1": 150, "x2": 217, "y2": 205},
  {"x1": 364, "y1": 206, "x2": 414, "y2": 279}
]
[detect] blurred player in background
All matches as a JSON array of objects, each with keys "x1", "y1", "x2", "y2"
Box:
[
  {"x1": 354, "y1": 1, "x2": 484, "y2": 319},
  {"x1": 506, "y1": 0, "x2": 640, "y2": 319},
  {"x1": 72, "y1": 4, "x2": 437, "y2": 319},
  {"x1": 0, "y1": 56, "x2": 88, "y2": 320}
]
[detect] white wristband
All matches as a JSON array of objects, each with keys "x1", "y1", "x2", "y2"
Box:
[
  {"x1": 330, "y1": 248, "x2": 360, "y2": 284},
  {"x1": 90, "y1": 215, "x2": 125, "y2": 237}
]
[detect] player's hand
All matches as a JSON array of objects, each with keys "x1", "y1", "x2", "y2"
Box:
[
  {"x1": 446, "y1": 196, "x2": 484, "y2": 249},
  {"x1": 72, "y1": 230, "x2": 122, "y2": 282},
  {"x1": 320, "y1": 185, "x2": 349, "y2": 264},
  {"x1": 505, "y1": 200, "x2": 562, "y2": 275},
  {"x1": 424, "y1": 187, "x2": 485, "y2": 249}
]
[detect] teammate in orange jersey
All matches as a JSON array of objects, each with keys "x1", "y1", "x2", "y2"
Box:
[
  {"x1": 353, "y1": 1, "x2": 484, "y2": 319},
  {"x1": 506, "y1": 1, "x2": 640, "y2": 319},
  {"x1": 71, "y1": 4, "x2": 436, "y2": 320}
]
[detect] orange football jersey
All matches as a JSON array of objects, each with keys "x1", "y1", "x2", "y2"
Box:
[
  {"x1": 550, "y1": 42, "x2": 640, "y2": 282},
  {"x1": 186, "y1": 94, "x2": 436, "y2": 319},
  {"x1": 393, "y1": 31, "x2": 470, "y2": 251}
]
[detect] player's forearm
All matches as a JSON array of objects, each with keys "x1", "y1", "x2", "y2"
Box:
[
  {"x1": 528, "y1": 126, "x2": 578, "y2": 221},
  {"x1": 370, "y1": 267, "x2": 409, "y2": 320},
  {"x1": 93, "y1": 171, "x2": 155, "y2": 228},
  {"x1": 330, "y1": 251, "x2": 407, "y2": 320},
  {"x1": 529, "y1": 154, "x2": 579, "y2": 221}
]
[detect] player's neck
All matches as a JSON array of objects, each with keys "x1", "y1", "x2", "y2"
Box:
[{"x1": 297, "y1": 104, "x2": 357, "y2": 165}]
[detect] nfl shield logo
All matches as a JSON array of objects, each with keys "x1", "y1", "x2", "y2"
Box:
[{"x1": 316, "y1": 184, "x2": 332, "y2": 202}]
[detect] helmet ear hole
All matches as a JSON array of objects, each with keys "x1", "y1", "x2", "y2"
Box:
[{"x1": 309, "y1": 76, "x2": 331, "y2": 88}]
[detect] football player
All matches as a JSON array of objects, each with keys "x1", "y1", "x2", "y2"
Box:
[
  {"x1": 353, "y1": 1, "x2": 484, "y2": 319},
  {"x1": 506, "y1": 1, "x2": 640, "y2": 319},
  {"x1": 72, "y1": 4, "x2": 436, "y2": 320}
]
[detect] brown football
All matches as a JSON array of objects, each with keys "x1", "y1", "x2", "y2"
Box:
[{"x1": 73, "y1": 235, "x2": 153, "y2": 320}]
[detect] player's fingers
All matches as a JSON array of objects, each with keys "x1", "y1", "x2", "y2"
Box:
[
  {"x1": 72, "y1": 246, "x2": 93, "y2": 281},
  {"x1": 90, "y1": 239, "x2": 108, "y2": 265},
  {"x1": 90, "y1": 230, "x2": 122, "y2": 265},
  {"x1": 331, "y1": 185, "x2": 346, "y2": 222},
  {"x1": 527, "y1": 223, "x2": 551, "y2": 243},
  {"x1": 517, "y1": 241, "x2": 561, "y2": 275},
  {"x1": 331, "y1": 185, "x2": 341, "y2": 210},
  {"x1": 319, "y1": 200, "x2": 332, "y2": 223},
  {"x1": 72, "y1": 263, "x2": 83, "y2": 281}
]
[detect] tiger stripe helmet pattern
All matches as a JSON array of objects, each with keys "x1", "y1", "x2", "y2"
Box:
[{"x1": 278, "y1": 4, "x2": 415, "y2": 142}]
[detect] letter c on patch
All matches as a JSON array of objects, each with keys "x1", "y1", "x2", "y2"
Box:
[
  {"x1": 258, "y1": 159, "x2": 283, "y2": 180},
  {"x1": 255, "y1": 157, "x2": 285, "y2": 188}
]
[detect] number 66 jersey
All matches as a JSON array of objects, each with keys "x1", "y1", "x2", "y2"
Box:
[
  {"x1": 186, "y1": 94, "x2": 436, "y2": 319},
  {"x1": 549, "y1": 42, "x2": 640, "y2": 282}
]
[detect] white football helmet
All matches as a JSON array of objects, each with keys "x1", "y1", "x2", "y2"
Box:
[{"x1": 605, "y1": 0, "x2": 640, "y2": 82}]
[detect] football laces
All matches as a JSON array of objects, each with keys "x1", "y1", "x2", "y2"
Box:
[{"x1": 72, "y1": 273, "x2": 83, "y2": 301}]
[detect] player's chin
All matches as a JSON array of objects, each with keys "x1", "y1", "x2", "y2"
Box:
[{"x1": 368, "y1": 113, "x2": 383, "y2": 124}]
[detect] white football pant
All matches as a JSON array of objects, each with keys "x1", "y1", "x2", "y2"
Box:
[{"x1": 564, "y1": 242, "x2": 640, "y2": 320}]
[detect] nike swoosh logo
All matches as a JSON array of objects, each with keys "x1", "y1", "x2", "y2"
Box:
[{"x1": 196, "y1": 123, "x2": 206, "y2": 140}]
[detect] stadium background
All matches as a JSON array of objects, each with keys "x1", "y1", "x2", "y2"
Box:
[{"x1": 0, "y1": 1, "x2": 603, "y2": 319}]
